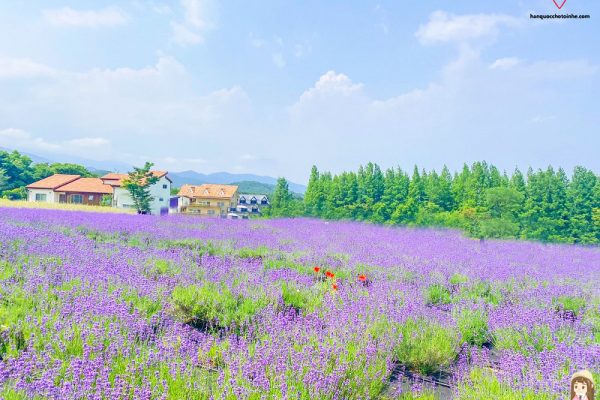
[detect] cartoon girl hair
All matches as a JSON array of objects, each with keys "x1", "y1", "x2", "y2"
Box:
[{"x1": 571, "y1": 370, "x2": 595, "y2": 400}]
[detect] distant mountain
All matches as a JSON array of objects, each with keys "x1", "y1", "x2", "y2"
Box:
[
  {"x1": 231, "y1": 181, "x2": 275, "y2": 195},
  {"x1": 0, "y1": 147, "x2": 53, "y2": 164},
  {"x1": 169, "y1": 171, "x2": 306, "y2": 194}
]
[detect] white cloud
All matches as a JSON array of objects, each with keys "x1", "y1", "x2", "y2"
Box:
[
  {"x1": 0, "y1": 57, "x2": 56, "y2": 79},
  {"x1": 171, "y1": 0, "x2": 217, "y2": 46},
  {"x1": 489, "y1": 57, "x2": 521, "y2": 70},
  {"x1": 296, "y1": 71, "x2": 364, "y2": 104},
  {"x1": 416, "y1": 11, "x2": 520, "y2": 44},
  {"x1": 0, "y1": 55, "x2": 253, "y2": 170},
  {"x1": 272, "y1": 53, "x2": 286, "y2": 68},
  {"x1": 293, "y1": 42, "x2": 311, "y2": 58},
  {"x1": 43, "y1": 7, "x2": 128, "y2": 28},
  {"x1": 171, "y1": 22, "x2": 204, "y2": 45},
  {"x1": 0, "y1": 128, "x2": 111, "y2": 155}
]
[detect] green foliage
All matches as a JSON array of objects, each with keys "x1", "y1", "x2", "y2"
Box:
[
  {"x1": 123, "y1": 161, "x2": 160, "y2": 214},
  {"x1": 553, "y1": 295, "x2": 586, "y2": 316},
  {"x1": 171, "y1": 283, "x2": 269, "y2": 333},
  {"x1": 236, "y1": 246, "x2": 270, "y2": 259},
  {"x1": 493, "y1": 324, "x2": 576, "y2": 355},
  {"x1": 457, "y1": 368, "x2": 555, "y2": 400},
  {"x1": 393, "y1": 318, "x2": 460, "y2": 375},
  {"x1": 280, "y1": 282, "x2": 324, "y2": 313},
  {"x1": 457, "y1": 281, "x2": 502, "y2": 305},
  {"x1": 301, "y1": 161, "x2": 599, "y2": 244},
  {"x1": 424, "y1": 284, "x2": 452, "y2": 306},
  {"x1": 454, "y1": 308, "x2": 489, "y2": 346},
  {"x1": 449, "y1": 273, "x2": 469, "y2": 286}
]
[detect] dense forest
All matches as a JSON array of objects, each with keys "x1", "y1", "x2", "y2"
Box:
[
  {"x1": 0, "y1": 150, "x2": 95, "y2": 199},
  {"x1": 268, "y1": 162, "x2": 600, "y2": 245}
]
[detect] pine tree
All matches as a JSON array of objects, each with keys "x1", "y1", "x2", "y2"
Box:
[{"x1": 567, "y1": 166, "x2": 598, "y2": 243}]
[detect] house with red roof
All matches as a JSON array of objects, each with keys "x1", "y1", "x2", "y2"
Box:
[{"x1": 26, "y1": 170, "x2": 171, "y2": 214}]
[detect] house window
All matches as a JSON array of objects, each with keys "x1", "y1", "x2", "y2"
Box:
[
  {"x1": 207, "y1": 209, "x2": 215, "y2": 215},
  {"x1": 159, "y1": 198, "x2": 164, "y2": 202},
  {"x1": 217, "y1": 202, "x2": 224, "y2": 207},
  {"x1": 163, "y1": 184, "x2": 167, "y2": 189},
  {"x1": 261, "y1": 199, "x2": 268, "y2": 205},
  {"x1": 88, "y1": 195, "x2": 94, "y2": 201},
  {"x1": 71, "y1": 194, "x2": 83, "y2": 204},
  {"x1": 35, "y1": 193, "x2": 47, "y2": 202},
  {"x1": 240, "y1": 198, "x2": 246, "y2": 204}
]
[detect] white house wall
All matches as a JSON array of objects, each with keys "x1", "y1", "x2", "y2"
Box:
[
  {"x1": 27, "y1": 189, "x2": 58, "y2": 203},
  {"x1": 113, "y1": 176, "x2": 170, "y2": 215}
]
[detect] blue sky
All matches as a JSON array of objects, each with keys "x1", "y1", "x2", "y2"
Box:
[{"x1": 0, "y1": 0, "x2": 598, "y2": 183}]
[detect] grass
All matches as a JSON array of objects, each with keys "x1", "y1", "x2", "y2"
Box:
[
  {"x1": 492, "y1": 324, "x2": 576, "y2": 355},
  {"x1": 457, "y1": 281, "x2": 502, "y2": 305},
  {"x1": 456, "y1": 368, "x2": 555, "y2": 399},
  {"x1": 454, "y1": 307, "x2": 489, "y2": 346},
  {"x1": 393, "y1": 318, "x2": 460, "y2": 375},
  {"x1": 0, "y1": 199, "x2": 136, "y2": 214},
  {"x1": 171, "y1": 283, "x2": 270, "y2": 333},
  {"x1": 424, "y1": 284, "x2": 452, "y2": 306},
  {"x1": 552, "y1": 295, "x2": 587, "y2": 316},
  {"x1": 280, "y1": 281, "x2": 324, "y2": 314}
]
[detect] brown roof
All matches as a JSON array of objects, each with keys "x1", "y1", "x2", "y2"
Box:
[
  {"x1": 178, "y1": 184, "x2": 238, "y2": 199},
  {"x1": 26, "y1": 174, "x2": 81, "y2": 190},
  {"x1": 56, "y1": 178, "x2": 113, "y2": 194},
  {"x1": 101, "y1": 171, "x2": 170, "y2": 186}
]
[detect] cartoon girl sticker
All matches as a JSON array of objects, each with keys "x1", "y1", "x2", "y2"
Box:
[{"x1": 571, "y1": 370, "x2": 595, "y2": 400}]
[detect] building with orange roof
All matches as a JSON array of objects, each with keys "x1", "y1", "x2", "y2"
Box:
[
  {"x1": 177, "y1": 183, "x2": 239, "y2": 217},
  {"x1": 26, "y1": 170, "x2": 171, "y2": 213},
  {"x1": 26, "y1": 174, "x2": 81, "y2": 203}
]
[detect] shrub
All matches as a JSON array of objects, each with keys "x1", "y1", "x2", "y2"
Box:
[
  {"x1": 424, "y1": 284, "x2": 452, "y2": 306},
  {"x1": 281, "y1": 282, "x2": 323, "y2": 313},
  {"x1": 143, "y1": 258, "x2": 180, "y2": 279},
  {"x1": 393, "y1": 318, "x2": 460, "y2": 375},
  {"x1": 454, "y1": 308, "x2": 489, "y2": 346},
  {"x1": 457, "y1": 368, "x2": 555, "y2": 399},
  {"x1": 553, "y1": 295, "x2": 586, "y2": 317},
  {"x1": 236, "y1": 246, "x2": 270, "y2": 259},
  {"x1": 171, "y1": 283, "x2": 269, "y2": 333},
  {"x1": 449, "y1": 273, "x2": 469, "y2": 286},
  {"x1": 458, "y1": 281, "x2": 502, "y2": 305},
  {"x1": 492, "y1": 324, "x2": 576, "y2": 355}
]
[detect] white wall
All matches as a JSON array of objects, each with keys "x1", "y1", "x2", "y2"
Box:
[
  {"x1": 27, "y1": 189, "x2": 57, "y2": 203},
  {"x1": 113, "y1": 176, "x2": 170, "y2": 215}
]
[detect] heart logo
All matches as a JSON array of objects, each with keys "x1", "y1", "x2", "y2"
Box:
[{"x1": 553, "y1": 0, "x2": 567, "y2": 9}]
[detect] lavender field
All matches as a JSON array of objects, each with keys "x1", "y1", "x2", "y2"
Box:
[{"x1": 1, "y1": 208, "x2": 600, "y2": 399}]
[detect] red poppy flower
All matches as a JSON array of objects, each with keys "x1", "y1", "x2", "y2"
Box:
[
  {"x1": 325, "y1": 271, "x2": 333, "y2": 278},
  {"x1": 332, "y1": 284, "x2": 338, "y2": 291},
  {"x1": 314, "y1": 266, "x2": 321, "y2": 273},
  {"x1": 358, "y1": 274, "x2": 367, "y2": 282}
]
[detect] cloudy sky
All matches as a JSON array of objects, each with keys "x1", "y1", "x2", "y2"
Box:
[{"x1": 0, "y1": 1, "x2": 598, "y2": 183}]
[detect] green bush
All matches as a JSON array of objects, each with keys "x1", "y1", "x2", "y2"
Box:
[
  {"x1": 553, "y1": 295, "x2": 586, "y2": 316},
  {"x1": 492, "y1": 324, "x2": 576, "y2": 355},
  {"x1": 394, "y1": 318, "x2": 460, "y2": 375},
  {"x1": 281, "y1": 282, "x2": 323, "y2": 314},
  {"x1": 454, "y1": 308, "x2": 489, "y2": 346},
  {"x1": 458, "y1": 281, "x2": 502, "y2": 305},
  {"x1": 449, "y1": 273, "x2": 469, "y2": 286},
  {"x1": 236, "y1": 246, "x2": 270, "y2": 259},
  {"x1": 171, "y1": 283, "x2": 269, "y2": 333},
  {"x1": 457, "y1": 368, "x2": 555, "y2": 399},
  {"x1": 424, "y1": 284, "x2": 452, "y2": 306}
]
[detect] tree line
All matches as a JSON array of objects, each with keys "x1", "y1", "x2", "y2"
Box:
[
  {"x1": 0, "y1": 150, "x2": 95, "y2": 199},
  {"x1": 268, "y1": 162, "x2": 599, "y2": 244}
]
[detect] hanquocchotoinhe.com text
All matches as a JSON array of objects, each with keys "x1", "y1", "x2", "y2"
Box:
[{"x1": 530, "y1": 13, "x2": 590, "y2": 20}]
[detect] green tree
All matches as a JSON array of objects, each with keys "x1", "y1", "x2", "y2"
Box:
[
  {"x1": 567, "y1": 166, "x2": 598, "y2": 244},
  {"x1": 123, "y1": 162, "x2": 160, "y2": 214},
  {"x1": 304, "y1": 165, "x2": 325, "y2": 217},
  {"x1": 49, "y1": 163, "x2": 94, "y2": 177},
  {"x1": 0, "y1": 168, "x2": 7, "y2": 191},
  {"x1": 270, "y1": 177, "x2": 294, "y2": 217}
]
